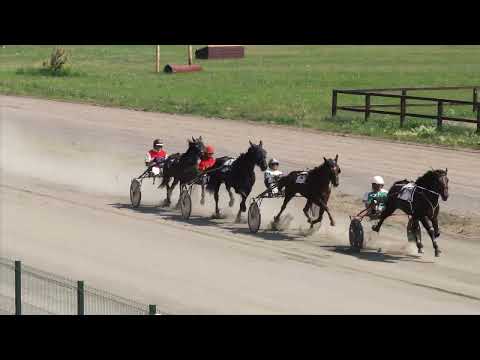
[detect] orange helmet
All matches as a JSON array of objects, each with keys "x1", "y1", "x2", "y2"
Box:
[{"x1": 205, "y1": 145, "x2": 215, "y2": 155}]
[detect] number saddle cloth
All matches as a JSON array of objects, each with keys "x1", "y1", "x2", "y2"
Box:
[
  {"x1": 295, "y1": 172, "x2": 308, "y2": 184},
  {"x1": 398, "y1": 183, "x2": 416, "y2": 203}
]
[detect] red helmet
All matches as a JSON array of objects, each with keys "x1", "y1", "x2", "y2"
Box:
[{"x1": 205, "y1": 145, "x2": 214, "y2": 155}]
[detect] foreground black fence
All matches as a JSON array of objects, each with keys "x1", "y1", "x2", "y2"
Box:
[
  {"x1": 331, "y1": 86, "x2": 480, "y2": 132},
  {"x1": 0, "y1": 257, "x2": 159, "y2": 315}
]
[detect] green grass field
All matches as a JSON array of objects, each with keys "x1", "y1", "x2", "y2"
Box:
[{"x1": 1, "y1": 45, "x2": 479, "y2": 148}]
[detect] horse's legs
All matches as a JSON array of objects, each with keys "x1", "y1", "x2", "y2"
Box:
[
  {"x1": 432, "y1": 206, "x2": 440, "y2": 238},
  {"x1": 213, "y1": 183, "x2": 221, "y2": 217},
  {"x1": 200, "y1": 183, "x2": 206, "y2": 206},
  {"x1": 274, "y1": 192, "x2": 295, "y2": 223},
  {"x1": 164, "y1": 177, "x2": 173, "y2": 206},
  {"x1": 412, "y1": 217, "x2": 424, "y2": 254},
  {"x1": 420, "y1": 216, "x2": 441, "y2": 257},
  {"x1": 302, "y1": 199, "x2": 313, "y2": 223},
  {"x1": 227, "y1": 186, "x2": 235, "y2": 207},
  {"x1": 309, "y1": 197, "x2": 335, "y2": 227},
  {"x1": 236, "y1": 191, "x2": 248, "y2": 223},
  {"x1": 371, "y1": 202, "x2": 396, "y2": 232}
]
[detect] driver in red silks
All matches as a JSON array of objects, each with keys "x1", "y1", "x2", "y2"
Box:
[{"x1": 198, "y1": 145, "x2": 216, "y2": 172}]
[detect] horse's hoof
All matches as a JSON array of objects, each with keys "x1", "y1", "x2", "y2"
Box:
[
  {"x1": 162, "y1": 200, "x2": 171, "y2": 207},
  {"x1": 435, "y1": 232, "x2": 441, "y2": 238},
  {"x1": 235, "y1": 216, "x2": 242, "y2": 224},
  {"x1": 229, "y1": 200, "x2": 235, "y2": 207},
  {"x1": 418, "y1": 248, "x2": 424, "y2": 254},
  {"x1": 200, "y1": 198, "x2": 205, "y2": 206},
  {"x1": 372, "y1": 225, "x2": 379, "y2": 232},
  {"x1": 330, "y1": 221, "x2": 335, "y2": 227},
  {"x1": 435, "y1": 248, "x2": 442, "y2": 257}
]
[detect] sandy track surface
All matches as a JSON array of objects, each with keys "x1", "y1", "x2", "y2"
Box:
[{"x1": 1, "y1": 95, "x2": 480, "y2": 314}]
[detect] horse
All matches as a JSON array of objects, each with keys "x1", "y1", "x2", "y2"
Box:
[
  {"x1": 273, "y1": 155, "x2": 341, "y2": 229},
  {"x1": 206, "y1": 140, "x2": 268, "y2": 222},
  {"x1": 371, "y1": 169, "x2": 449, "y2": 257},
  {"x1": 159, "y1": 136, "x2": 205, "y2": 207}
]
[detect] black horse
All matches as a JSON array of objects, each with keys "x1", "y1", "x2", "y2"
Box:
[
  {"x1": 160, "y1": 136, "x2": 205, "y2": 207},
  {"x1": 273, "y1": 155, "x2": 341, "y2": 229},
  {"x1": 372, "y1": 169, "x2": 449, "y2": 257},
  {"x1": 206, "y1": 140, "x2": 268, "y2": 222}
]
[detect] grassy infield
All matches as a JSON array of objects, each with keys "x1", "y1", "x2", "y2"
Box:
[{"x1": 1, "y1": 45, "x2": 479, "y2": 149}]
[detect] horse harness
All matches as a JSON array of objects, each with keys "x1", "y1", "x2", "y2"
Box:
[{"x1": 396, "y1": 183, "x2": 440, "y2": 217}]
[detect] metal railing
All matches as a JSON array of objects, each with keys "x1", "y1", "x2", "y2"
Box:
[
  {"x1": 0, "y1": 257, "x2": 160, "y2": 315},
  {"x1": 331, "y1": 86, "x2": 480, "y2": 132}
]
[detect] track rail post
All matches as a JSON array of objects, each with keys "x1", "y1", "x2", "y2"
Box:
[
  {"x1": 400, "y1": 90, "x2": 407, "y2": 127},
  {"x1": 474, "y1": 87, "x2": 478, "y2": 112},
  {"x1": 149, "y1": 304, "x2": 157, "y2": 315},
  {"x1": 365, "y1": 94, "x2": 371, "y2": 121},
  {"x1": 15, "y1": 261, "x2": 21, "y2": 315},
  {"x1": 477, "y1": 105, "x2": 480, "y2": 133},
  {"x1": 77, "y1": 280, "x2": 84, "y2": 315},
  {"x1": 437, "y1": 101, "x2": 443, "y2": 130},
  {"x1": 332, "y1": 90, "x2": 338, "y2": 117}
]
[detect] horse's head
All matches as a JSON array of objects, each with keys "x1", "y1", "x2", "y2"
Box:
[
  {"x1": 187, "y1": 136, "x2": 205, "y2": 159},
  {"x1": 248, "y1": 140, "x2": 268, "y2": 171},
  {"x1": 323, "y1": 154, "x2": 341, "y2": 187},
  {"x1": 434, "y1": 168, "x2": 449, "y2": 201}
]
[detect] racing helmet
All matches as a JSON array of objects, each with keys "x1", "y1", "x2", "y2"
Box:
[
  {"x1": 371, "y1": 176, "x2": 385, "y2": 185},
  {"x1": 205, "y1": 145, "x2": 215, "y2": 155},
  {"x1": 153, "y1": 139, "x2": 163, "y2": 149},
  {"x1": 268, "y1": 158, "x2": 279, "y2": 169}
]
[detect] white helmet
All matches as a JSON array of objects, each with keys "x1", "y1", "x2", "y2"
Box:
[{"x1": 371, "y1": 176, "x2": 385, "y2": 185}]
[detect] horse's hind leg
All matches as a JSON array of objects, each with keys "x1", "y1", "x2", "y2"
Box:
[
  {"x1": 310, "y1": 197, "x2": 335, "y2": 227},
  {"x1": 274, "y1": 192, "x2": 294, "y2": 223},
  {"x1": 412, "y1": 217, "x2": 424, "y2": 254},
  {"x1": 420, "y1": 216, "x2": 441, "y2": 257}
]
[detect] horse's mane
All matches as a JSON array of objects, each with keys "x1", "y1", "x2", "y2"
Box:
[
  {"x1": 308, "y1": 160, "x2": 331, "y2": 177},
  {"x1": 415, "y1": 169, "x2": 446, "y2": 187}
]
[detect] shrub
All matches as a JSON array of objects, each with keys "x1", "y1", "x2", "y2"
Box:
[{"x1": 43, "y1": 47, "x2": 70, "y2": 72}]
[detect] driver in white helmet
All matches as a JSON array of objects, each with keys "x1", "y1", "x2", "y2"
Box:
[
  {"x1": 363, "y1": 176, "x2": 389, "y2": 215},
  {"x1": 264, "y1": 158, "x2": 283, "y2": 196}
]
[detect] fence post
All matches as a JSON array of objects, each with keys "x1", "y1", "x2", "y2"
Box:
[
  {"x1": 477, "y1": 105, "x2": 480, "y2": 133},
  {"x1": 15, "y1": 261, "x2": 21, "y2": 315},
  {"x1": 77, "y1": 281, "x2": 84, "y2": 315},
  {"x1": 437, "y1": 101, "x2": 443, "y2": 130},
  {"x1": 365, "y1": 94, "x2": 371, "y2": 121},
  {"x1": 149, "y1": 304, "x2": 157, "y2": 315},
  {"x1": 474, "y1": 87, "x2": 478, "y2": 112},
  {"x1": 332, "y1": 90, "x2": 338, "y2": 117},
  {"x1": 400, "y1": 92, "x2": 406, "y2": 128}
]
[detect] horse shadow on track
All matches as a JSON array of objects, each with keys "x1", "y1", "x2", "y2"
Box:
[
  {"x1": 109, "y1": 202, "x2": 296, "y2": 241},
  {"x1": 319, "y1": 245, "x2": 432, "y2": 264}
]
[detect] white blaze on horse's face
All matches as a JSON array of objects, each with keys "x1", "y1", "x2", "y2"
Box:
[{"x1": 440, "y1": 173, "x2": 449, "y2": 201}]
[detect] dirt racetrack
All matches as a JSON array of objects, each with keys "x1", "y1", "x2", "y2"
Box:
[{"x1": 1, "y1": 95, "x2": 480, "y2": 314}]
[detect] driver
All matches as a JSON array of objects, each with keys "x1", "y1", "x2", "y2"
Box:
[
  {"x1": 145, "y1": 139, "x2": 168, "y2": 175},
  {"x1": 363, "y1": 176, "x2": 388, "y2": 215},
  {"x1": 264, "y1": 158, "x2": 283, "y2": 195},
  {"x1": 198, "y1": 145, "x2": 216, "y2": 172}
]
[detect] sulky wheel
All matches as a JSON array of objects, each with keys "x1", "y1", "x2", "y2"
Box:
[
  {"x1": 180, "y1": 190, "x2": 192, "y2": 220},
  {"x1": 349, "y1": 218, "x2": 364, "y2": 251},
  {"x1": 407, "y1": 218, "x2": 422, "y2": 243},
  {"x1": 130, "y1": 179, "x2": 142, "y2": 208},
  {"x1": 248, "y1": 201, "x2": 261, "y2": 233}
]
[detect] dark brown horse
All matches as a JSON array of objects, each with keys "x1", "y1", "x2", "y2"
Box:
[
  {"x1": 372, "y1": 169, "x2": 449, "y2": 257},
  {"x1": 274, "y1": 155, "x2": 341, "y2": 228}
]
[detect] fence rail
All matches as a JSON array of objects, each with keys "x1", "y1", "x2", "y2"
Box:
[
  {"x1": 0, "y1": 257, "x2": 160, "y2": 315},
  {"x1": 331, "y1": 86, "x2": 480, "y2": 132}
]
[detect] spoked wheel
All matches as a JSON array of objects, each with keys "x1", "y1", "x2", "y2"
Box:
[
  {"x1": 130, "y1": 179, "x2": 142, "y2": 208},
  {"x1": 349, "y1": 218, "x2": 364, "y2": 251},
  {"x1": 309, "y1": 204, "x2": 320, "y2": 219},
  {"x1": 180, "y1": 189, "x2": 192, "y2": 220},
  {"x1": 248, "y1": 201, "x2": 261, "y2": 233},
  {"x1": 407, "y1": 218, "x2": 422, "y2": 243}
]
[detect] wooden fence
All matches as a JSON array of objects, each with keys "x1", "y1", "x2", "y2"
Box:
[{"x1": 331, "y1": 86, "x2": 480, "y2": 132}]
